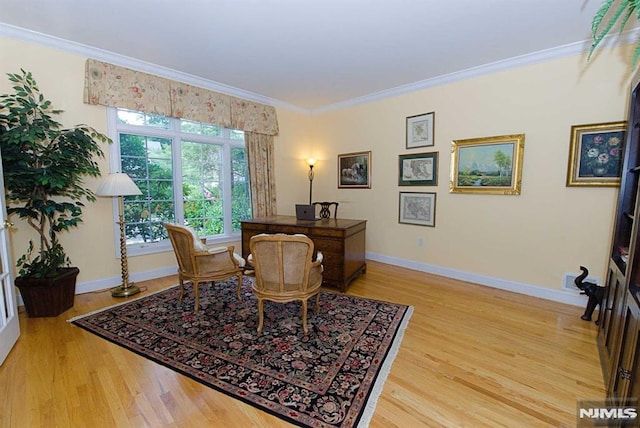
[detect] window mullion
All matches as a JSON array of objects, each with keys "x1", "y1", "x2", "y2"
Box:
[
  {"x1": 221, "y1": 143, "x2": 233, "y2": 234},
  {"x1": 172, "y1": 117, "x2": 185, "y2": 225}
]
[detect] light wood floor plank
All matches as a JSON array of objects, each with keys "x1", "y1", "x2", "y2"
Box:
[{"x1": 0, "y1": 260, "x2": 604, "y2": 427}]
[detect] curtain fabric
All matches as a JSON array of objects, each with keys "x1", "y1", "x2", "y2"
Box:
[
  {"x1": 83, "y1": 59, "x2": 278, "y2": 135},
  {"x1": 245, "y1": 132, "x2": 277, "y2": 217},
  {"x1": 83, "y1": 59, "x2": 280, "y2": 217}
]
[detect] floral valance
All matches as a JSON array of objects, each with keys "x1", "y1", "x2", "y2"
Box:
[{"x1": 83, "y1": 59, "x2": 278, "y2": 136}]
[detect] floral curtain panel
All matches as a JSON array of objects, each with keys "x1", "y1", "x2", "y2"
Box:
[
  {"x1": 245, "y1": 132, "x2": 277, "y2": 217},
  {"x1": 83, "y1": 59, "x2": 278, "y2": 136}
]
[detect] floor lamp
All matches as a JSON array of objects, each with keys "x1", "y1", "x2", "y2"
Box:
[
  {"x1": 96, "y1": 172, "x2": 142, "y2": 297},
  {"x1": 307, "y1": 158, "x2": 316, "y2": 205}
]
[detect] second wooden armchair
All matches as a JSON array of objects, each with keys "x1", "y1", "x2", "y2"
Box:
[
  {"x1": 249, "y1": 233, "x2": 323, "y2": 334},
  {"x1": 164, "y1": 223, "x2": 245, "y2": 312}
]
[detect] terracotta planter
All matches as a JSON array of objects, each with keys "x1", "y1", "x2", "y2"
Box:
[{"x1": 15, "y1": 267, "x2": 79, "y2": 317}]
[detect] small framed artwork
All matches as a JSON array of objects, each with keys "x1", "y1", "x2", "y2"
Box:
[
  {"x1": 450, "y1": 134, "x2": 525, "y2": 195},
  {"x1": 406, "y1": 112, "x2": 435, "y2": 149},
  {"x1": 399, "y1": 152, "x2": 438, "y2": 186},
  {"x1": 566, "y1": 121, "x2": 626, "y2": 187},
  {"x1": 399, "y1": 192, "x2": 436, "y2": 227},
  {"x1": 338, "y1": 151, "x2": 371, "y2": 188}
]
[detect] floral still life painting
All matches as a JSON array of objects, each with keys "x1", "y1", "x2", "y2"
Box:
[{"x1": 566, "y1": 122, "x2": 626, "y2": 187}]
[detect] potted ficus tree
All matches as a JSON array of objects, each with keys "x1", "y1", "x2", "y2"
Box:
[{"x1": 0, "y1": 69, "x2": 109, "y2": 317}]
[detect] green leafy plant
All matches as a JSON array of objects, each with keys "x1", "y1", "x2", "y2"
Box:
[
  {"x1": 590, "y1": 0, "x2": 640, "y2": 66},
  {"x1": 0, "y1": 69, "x2": 110, "y2": 278}
]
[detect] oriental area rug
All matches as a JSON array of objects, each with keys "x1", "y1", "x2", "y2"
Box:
[{"x1": 70, "y1": 277, "x2": 412, "y2": 427}]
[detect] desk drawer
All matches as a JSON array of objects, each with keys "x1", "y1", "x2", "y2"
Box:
[
  {"x1": 313, "y1": 238, "x2": 343, "y2": 253},
  {"x1": 268, "y1": 225, "x2": 310, "y2": 235},
  {"x1": 322, "y1": 264, "x2": 343, "y2": 283}
]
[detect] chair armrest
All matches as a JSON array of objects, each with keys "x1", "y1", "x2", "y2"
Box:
[
  {"x1": 311, "y1": 251, "x2": 323, "y2": 267},
  {"x1": 207, "y1": 246, "x2": 228, "y2": 254}
]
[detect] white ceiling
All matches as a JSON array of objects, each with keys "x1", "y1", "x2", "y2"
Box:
[{"x1": 0, "y1": 0, "x2": 632, "y2": 112}]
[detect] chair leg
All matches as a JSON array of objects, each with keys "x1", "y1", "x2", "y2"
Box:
[
  {"x1": 315, "y1": 293, "x2": 320, "y2": 313},
  {"x1": 301, "y1": 299, "x2": 309, "y2": 335},
  {"x1": 257, "y1": 298, "x2": 264, "y2": 334},
  {"x1": 194, "y1": 281, "x2": 200, "y2": 313},
  {"x1": 179, "y1": 277, "x2": 185, "y2": 302},
  {"x1": 236, "y1": 272, "x2": 243, "y2": 300}
]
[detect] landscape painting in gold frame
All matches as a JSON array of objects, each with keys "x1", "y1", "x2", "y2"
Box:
[
  {"x1": 450, "y1": 134, "x2": 525, "y2": 195},
  {"x1": 566, "y1": 121, "x2": 626, "y2": 187}
]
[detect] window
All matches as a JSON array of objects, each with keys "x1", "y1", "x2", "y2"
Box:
[{"x1": 108, "y1": 108, "x2": 251, "y2": 256}]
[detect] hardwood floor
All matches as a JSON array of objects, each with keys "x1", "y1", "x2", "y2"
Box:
[{"x1": 0, "y1": 260, "x2": 604, "y2": 427}]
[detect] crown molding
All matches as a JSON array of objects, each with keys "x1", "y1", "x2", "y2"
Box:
[
  {"x1": 0, "y1": 23, "x2": 309, "y2": 114},
  {"x1": 312, "y1": 29, "x2": 640, "y2": 115}
]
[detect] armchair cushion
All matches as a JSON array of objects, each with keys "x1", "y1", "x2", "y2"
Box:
[{"x1": 183, "y1": 225, "x2": 208, "y2": 252}]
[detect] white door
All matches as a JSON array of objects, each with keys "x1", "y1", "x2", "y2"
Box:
[{"x1": 0, "y1": 154, "x2": 19, "y2": 365}]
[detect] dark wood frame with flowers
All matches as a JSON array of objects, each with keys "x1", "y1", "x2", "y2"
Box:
[{"x1": 566, "y1": 121, "x2": 626, "y2": 187}]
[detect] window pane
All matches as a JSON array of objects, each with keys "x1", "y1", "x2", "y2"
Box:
[
  {"x1": 117, "y1": 109, "x2": 170, "y2": 129},
  {"x1": 182, "y1": 141, "x2": 223, "y2": 236},
  {"x1": 181, "y1": 119, "x2": 221, "y2": 136},
  {"x1": 120, "y1": 133, "x2": 174, "y2": 243},
  {"x1": 231, "y1": 146, "x2": 251, "y2": 232},
  {"x1": 117, "y1": 109, "x2": 145, "y2": 125},
  {"x1": 230, "y1": 130, "x2": 244, "y2": 140}
]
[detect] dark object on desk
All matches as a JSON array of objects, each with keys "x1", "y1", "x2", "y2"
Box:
[
  {"x1": 313, "y1": 201, "x2": 339, "y2": 219},
  {"x1": 575, "y1": 265, "x2": 604, "y2": 323},
  {"x1": 295, "y1": 204, "x2": 320, "y2": 221}
]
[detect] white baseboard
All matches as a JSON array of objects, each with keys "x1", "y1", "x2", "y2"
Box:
[
  {"x1": 27, "y1": 255, "x2": 586, "y2": 308},
  {"x1": 75, "y1": 265, "x2": 179, "y2": 295},
  {"x1": 365, "y1": 252, "x2": 588, "y2": 307}
]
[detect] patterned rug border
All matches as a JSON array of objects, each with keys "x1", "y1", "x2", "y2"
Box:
[{"x1": 69, "y1": 284, "x2": 413, "y2": 427}]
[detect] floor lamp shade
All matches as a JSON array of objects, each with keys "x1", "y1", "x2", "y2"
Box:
[
  {"x1": 95, "y1": 172, "x2": 142, "y2": 297},
  {"x1": 95, "y1": 172, "x2": 142, "y2": 197}
]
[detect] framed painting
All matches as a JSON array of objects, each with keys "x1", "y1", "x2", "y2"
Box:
[
  {"x1": 338, "y1": 151, "x2": 371, "y2": 188},
  {"x1": 406, "y1": 112, "x2": 435, "y2": 149},
  {"x1": 399, "y1": 152, "x2": 438, "y2": 186},
  {"x1": 566, "y1": 121, "x2": 626, "y2": 187},
  {"x1": 399, "y1": 192, "x2": 436, "y2": 227},
  {"x1": 450, "y1": 134, "x2": 525, "y2": 195}
]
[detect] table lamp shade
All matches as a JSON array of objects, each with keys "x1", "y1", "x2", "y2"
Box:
[{"x1": 95, "y1": 172, "x2": 142, "y2": 197}]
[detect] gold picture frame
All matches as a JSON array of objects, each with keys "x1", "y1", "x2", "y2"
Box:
[
  {"x1": 450, "y1": 134, "x2": 525, "y2": 195},
  {"x1": 566, "y1": 121, "x2": 626, "y2": 187},
  {"x1": 338, "y1": 151, "x2": 371, "y2": 188}
]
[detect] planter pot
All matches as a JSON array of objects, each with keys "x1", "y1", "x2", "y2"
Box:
[{"x1": 15, "y1": 267, "x2": 79, "y2": 317}]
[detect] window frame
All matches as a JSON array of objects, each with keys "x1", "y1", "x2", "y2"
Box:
[{"x1": 105, "y1": 107, "x2": 248, "y2": 258}]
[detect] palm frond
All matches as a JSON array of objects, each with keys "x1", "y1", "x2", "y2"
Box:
[{"x1": 589, "y1": 0, "x2": 638, "y2": 61}]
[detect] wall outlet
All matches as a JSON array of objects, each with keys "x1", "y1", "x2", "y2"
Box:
[{"x1": 562, "y1": 272, "x2": 600, "y2": 291}]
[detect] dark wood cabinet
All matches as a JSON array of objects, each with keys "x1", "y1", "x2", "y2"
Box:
[
  {"x1": 599, "y1": 69, "x2": 640, "y2": 407},
  {"x1": 241, "y1": 216, "x2": 367, "y2": 291},
  {"x1": 609, "y1": 294, "x2": 640, "y2": 406},
  {"x1": 599, "y1": 261, "x2": 627, "y2": 382}
]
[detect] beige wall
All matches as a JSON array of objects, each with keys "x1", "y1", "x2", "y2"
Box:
[
  {"x1": 0, "y1": 34, "x2": 635, "y2": 299},
  {"x1": 276, "y1": 46, "x2": 634, "y2": 294}
]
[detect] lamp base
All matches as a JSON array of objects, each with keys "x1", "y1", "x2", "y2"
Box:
[{"x1": 111, "y1": 283, "x2": 141, "y2": 297}]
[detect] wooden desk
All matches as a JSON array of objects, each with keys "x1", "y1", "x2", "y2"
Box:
[{"x1": 241, "y1": 216, "x2": 367, "y2": 292}]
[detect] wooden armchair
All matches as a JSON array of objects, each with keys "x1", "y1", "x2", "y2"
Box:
[
  {"x1": 164, "y1": 223, "x2": 245, "y2": 312},
  {"x1": 312, "y1": 201, "x2": 339, "y2": 219},
  {"x1": 249, "y1": 233, "x2": 323, "y2": 334}
]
